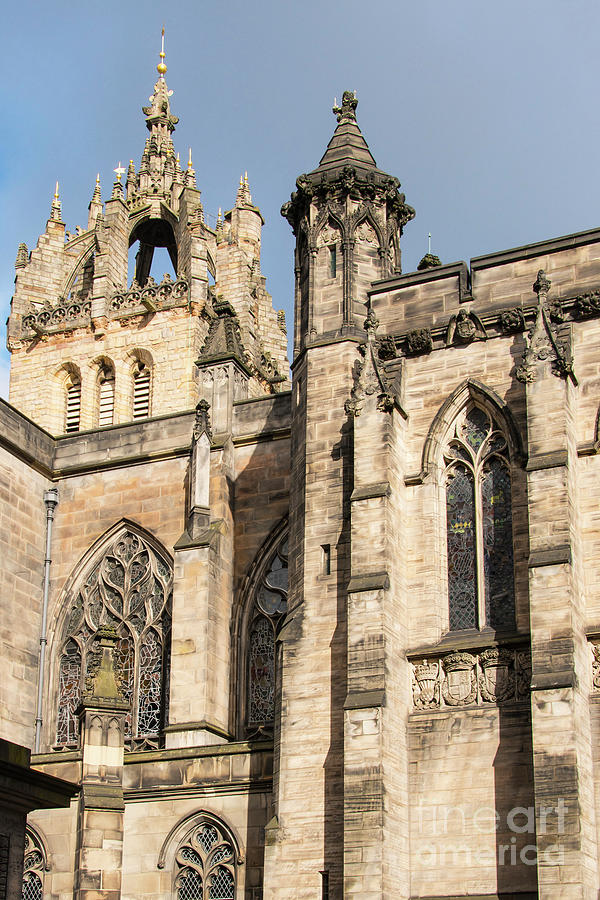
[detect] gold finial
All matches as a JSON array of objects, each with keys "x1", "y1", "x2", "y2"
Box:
[
  {"x1": 239, "y1": 174, "x2": 243, "y2": 187},
  {"x1": 114, "y1": 162, "x2": 126, "y2": 182},
  {"x1": 157, "y1": 26, "x2": 167, "y2": 77},
  {"x1": 188, "y1": 148, "x2": 193, "y2": 170},
  {"x1": 96, "y1": 173, "x2": 100, "y2": 186},
  {"x1": 244, "y1": 171, "x2": 248, "y2": 185},
  {"x1": 54, "y1": 181, "x2": 60, "y2": 200}
]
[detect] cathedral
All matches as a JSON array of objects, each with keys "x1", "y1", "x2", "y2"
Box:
[{"x1": 3, "y1": 42, "x2": 600, "y2": 900}]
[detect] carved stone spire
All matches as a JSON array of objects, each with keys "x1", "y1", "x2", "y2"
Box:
[
  {"x1": 15, "y1": 242, "x2": 28, "y2": 269},
  {"x1": 50, "y1": 181, "x2": 62, "y2": 222},
  {"x1": 516, "y1": 269, "x2": 575, "y2": 383},
  {"x1": 236, "y1": 172, "x2": 253, "y2": 207},
  {"x1": 87, "y1": 174, "x2": 103, "y2": 229},
  {"x1": 192, "y1": 398, "x2": 213, "y2": 443},
  {"x1": 142, "y1": 30, "x2": 179, "y2": 137}
]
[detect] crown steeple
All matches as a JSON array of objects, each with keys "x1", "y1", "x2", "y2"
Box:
[{"x1": 142, "y1": 28, "x2": 179, "y2": 136}]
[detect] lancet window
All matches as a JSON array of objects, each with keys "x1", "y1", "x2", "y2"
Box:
[
  {"x1": 245, "y1": 533, "x2": 288, "y2": 731},
  {"x1": 444, "y1": 405, "x2": 515, "y2": 632},
  {"x1": 56, "y1": 528, "x2": 172, "y2": 750},
  {"x1": 174, "y1": 820, "x2": 236, "y2": 900}
]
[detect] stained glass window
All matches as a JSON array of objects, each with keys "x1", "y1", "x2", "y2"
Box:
[
  {"x1": 175, "y1": 821, "x2": 236, "y2": 900},
  {"x1": 248, "y1": 616, "x2": 275, "y2": 726},
  {"x1": 22, "y1": 829, "x2": 45, "y2": 900},
  {"x1": 446, "y1": 465, "x2": 477, "y2": 630},
  {"x1": 245, "y1": 532, "x2": 288, "y2": 730},
  {"x1": 56, "y1": 528, "x2": 172, "y2": 750},
  {"x1": 444, "y1": 405, "x2": 515, "y2": 632}
]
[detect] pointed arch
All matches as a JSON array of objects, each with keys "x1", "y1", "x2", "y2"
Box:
[
  {"x1": 417, "y1": 379, "x2": 525, "y2": 484},
  {"x1": 157, "y1": 810, "x2": 244, "y2": 898},
  {"x1": 62, "y1": 239, "x2": 96, "y2": 302},
  {"x1": 231, "y1": 517, "x2": 288, "y2": 738},
  {"x1": 51, "y1": 519, "x2": 173, "y2": 750},
  {"x1": 350, "y1": 205, "x2": 385, "y2": 249},
  {"x1": 22, "y1": 823, "x2": 49, "y2": 900}
]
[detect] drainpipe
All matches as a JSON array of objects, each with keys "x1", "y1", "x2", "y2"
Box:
[{"x1": 34, "y1": 488, "x2": 59, "y2": 754}]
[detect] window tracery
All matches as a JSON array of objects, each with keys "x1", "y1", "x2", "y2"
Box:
[
  {"x1": 174, "y1": 821, "x2": 236, "y2": 900},
  {"x1": 444, "y1": 405, "x2": 515, "y2": 632},
  {"x1": 245, "y1": 533, "x2": 288, "y2": 731},
  {"x1": 21, "y1": 828, "x2": 46, "y2": 900},
  {"x1": 56, "y1": 528, "x2": 172, "y2": 749}
]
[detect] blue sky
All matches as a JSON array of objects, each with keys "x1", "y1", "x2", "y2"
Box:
[{"x1": 1, "y1": 0, "x2": 598, "y2": 398}]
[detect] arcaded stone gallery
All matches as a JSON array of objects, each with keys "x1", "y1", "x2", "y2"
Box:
[{"x1": 3, "y1": 47, "x2": 600, "y2": 900}]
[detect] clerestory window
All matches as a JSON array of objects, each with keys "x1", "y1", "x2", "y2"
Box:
[
  {"x1": 444, "y1": 405, "x2": 515, "y2": 632},
  {"x1": 133, "y1": 360, "x2": 151, "y2": 419}
]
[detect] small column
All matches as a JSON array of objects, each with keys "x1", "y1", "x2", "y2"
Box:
[{"x1": 74, "y1": 626, "x2": 129, "y2": 900}]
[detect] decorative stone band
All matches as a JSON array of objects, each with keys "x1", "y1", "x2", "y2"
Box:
[
  {"x1": 109, "y1": 275, "x2": 189, "y2": 318},
  {"x1": 411, "y1": 645, "x2": 531, "y2": 710},
  {"x1": 22, "y1": 300, "x2": 92, "y2": 336}
]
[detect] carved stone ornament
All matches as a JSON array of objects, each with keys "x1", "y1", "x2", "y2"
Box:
[
  {"x1": 499, "y1": 308, "x2": 525, "y2": 334},
  {"x1": 515, "y1": 270, "x2": 575, "y2": 384},
  {"x1": 192, "y1": 399, "x2": 212, "y2": 443},
  {"x1": 410, "y1": 645, "x2": 531, "y2": 710},
  {"x1": 406, "y1": 328, "x2": 433, "y2": 355},
  {"x1": 446, "y1": 308, "x2": 487, "y2": 346},
  {"x1": 441, "y1": 652, "x2": 477, "y2": 706},
  {"x1": 478, "y1": 647, "x2": 516, "y2": 703},
  {"x1": 574, "y1": 290, "x2": 600, "y2": 320},
  {"x1": 345, "y1": 308, "x2": 398, "y2": 417},
  {"x1": 417, "y1": 252, "x2": 442, "y2": 271},
  {"x1": 412, "y1": 660, "x2": 441, "y2": 709},
  {"x1": 590, "y1": 641, "x2": 600, "y2": 692}
]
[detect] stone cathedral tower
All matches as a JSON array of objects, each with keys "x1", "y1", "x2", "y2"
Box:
[
  {"x1": 7, "y1": 46, "x2": 288, "y2": 435},
  {"x1": 5, "y1": 49, "x2": 600, "y2": 900}
]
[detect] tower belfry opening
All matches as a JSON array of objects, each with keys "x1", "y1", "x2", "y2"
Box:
[{"x1": 128, "y1": 220, "x2": 177, "y2": 286}]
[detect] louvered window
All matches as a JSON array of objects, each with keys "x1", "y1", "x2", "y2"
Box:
[
  {"x1": 65, "y1": 380, "x2": 81, "y2": 433},
  {"x1": 98, "y1": 368, "x2": 115, "y2": 427},
  {"x1": 133, "y1": 362, "x2": 151, "y2": 419}
]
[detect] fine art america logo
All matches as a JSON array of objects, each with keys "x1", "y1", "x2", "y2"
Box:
[{"x1": 414, "y1": 801, "x2": 567, "y2": 866}]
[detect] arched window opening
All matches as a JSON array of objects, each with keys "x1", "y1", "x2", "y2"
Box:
[
  {"x1": 174, "y1": 820, "x2": 236, "y2": 900},
  {"x1": 98, "y1": 363, "x2": 115, "y2": 427},
  {"x1": 444, "y1": 405, "x2": 515, "y2": 632},
  {"x1": 55, "y1": 528, "x2": 172, "y2": 750},
  {"x1": 65, "y1": 375, "x2": 81, "y2": 433},
  {"x1": 133, "y1": 361, "x2": 151, "y2": 419},
  {"x1": 244, "y1": 532, "x2": 288, "y2": 733},
  {"x1": 128, "y1": 219, "x2": 177, "y2": 288},
  {"x1": 22, "y1": 828, "x2": 46, "y2": 900}
]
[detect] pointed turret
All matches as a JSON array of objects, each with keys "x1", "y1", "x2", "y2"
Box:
[
  {"x1": 50, "y1": 182, "x2": 62, "y2": 222},
  {"x1": 282, "y1": 91, "x2": 415, "y2": 350},
  {"x1": 317, "y1": 91, "x2": 378, "y2": 173},
  {"x1": 87, "y1": 174, "x2": 103, "y2": 229}
]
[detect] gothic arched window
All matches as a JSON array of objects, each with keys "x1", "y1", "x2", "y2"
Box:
[
  {"x1": 444, "y1": 405, "x2": 515, "y2": 632},
  {"x1": 174, "y1": 819, "x2": 236, "y2": 900},
  {"x1": 56, "y1": 527, "x2": 172, "y2": 750},
  {"x1": 22, "y1": 827, "x2": 46, "y2": 900},
  {"x1": 245, "y1": 533, "x2": 288, "y2": 732}
]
